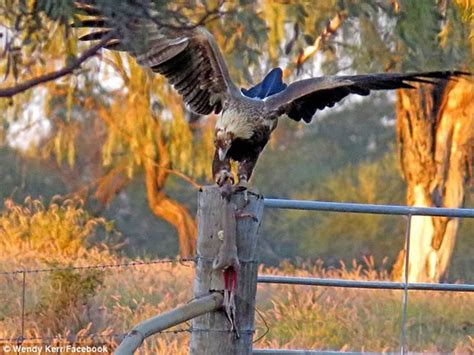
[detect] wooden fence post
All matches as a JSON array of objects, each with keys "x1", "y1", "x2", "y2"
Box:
[{"x1": 189, "y1": 186, "x2": 264, "y2": 355}]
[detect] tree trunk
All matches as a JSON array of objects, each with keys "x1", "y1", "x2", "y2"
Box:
[
  {"x1": 144, "y1": 168, "x2": 197, "y2": 257},
  {"x1": 143, "y1": 126, "x2": 197, "y2": 257},
  {"x1": 93, "y1": 94, "x2": 197, "y2": 256},
  {"x1": 392, "y1": 78, "x2": 474, "y2": 282}
]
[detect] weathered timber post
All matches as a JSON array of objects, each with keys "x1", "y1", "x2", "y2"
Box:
[{"x1": 190, "y1": 186, "x2": 264, "y2": 355}]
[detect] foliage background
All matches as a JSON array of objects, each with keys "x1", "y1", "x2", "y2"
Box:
[{"x1": 0, "y1": 0, "x2": 473, "y2": 352}]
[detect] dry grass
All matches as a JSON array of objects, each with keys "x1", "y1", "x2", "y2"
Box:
[
  {"x1": 257, "y1": 260, "x2": 474, "y2": 353},
  {"x1": 1, "y1": 198, "x2": 473, "y2": 354}
]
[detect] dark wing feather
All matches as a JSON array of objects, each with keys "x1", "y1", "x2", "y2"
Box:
[
  {"x1": 264, "y1": 71, "x2": 470, "y2": 123},
  {"x1": 73, "y1": 1, "x2": 238, "y2": 115}
]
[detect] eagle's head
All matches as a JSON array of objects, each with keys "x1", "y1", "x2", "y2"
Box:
[{"x1": 215, "y1": 128, "x2": 234, "y2": 161}]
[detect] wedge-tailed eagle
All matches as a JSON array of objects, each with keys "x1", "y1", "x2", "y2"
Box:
[{"x1": 74, "y1": 2, "x2": 468, "y2": 193}]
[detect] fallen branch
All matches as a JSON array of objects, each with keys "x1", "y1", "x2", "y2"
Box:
[
  {"x1": 0, "y1": 32, "x2": 114, "y2": 98},
  {"x1": 115, "y1": 292, "x2": 224, "y2": 355}
]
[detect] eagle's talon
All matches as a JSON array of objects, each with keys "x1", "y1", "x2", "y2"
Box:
[
  {"x1": 215, "y1": 170, "x2": 235, "y2": 187},
  {"x1": 241, "y1": 189, "x2": 249, "y2": 205},
  {"x1": 234, "y1": 178, "x2": 249, "y2": 204},
  {"x1": 236, "y1": 178, "x2": 249, "y2": 190}
]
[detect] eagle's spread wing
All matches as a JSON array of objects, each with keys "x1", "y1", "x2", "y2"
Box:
[
  {"x1": 74, "y1": 2, "x2": 238, "y2": 115},
  {"x1": 264, "y1": 71, "x2": 469, "y2": 123}
]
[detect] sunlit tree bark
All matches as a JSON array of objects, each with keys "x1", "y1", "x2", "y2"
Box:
[
  {"x1": 142, "y1": 118, "x2": 197, "y2": 257},
  {"x1": 393, "y1": 78, "x2": 474, "y2": 282},
  {"x1": 94, "y1": 83, "x2": 198, "y2": 256}
]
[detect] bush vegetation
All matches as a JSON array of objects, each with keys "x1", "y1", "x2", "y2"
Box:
[{"x1": 0, "y1": 198, "x2": 472, "y2": 354}]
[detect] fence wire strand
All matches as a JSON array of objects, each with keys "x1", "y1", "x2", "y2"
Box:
[
  {"x1": 0, "y1": 328, "x2": 193, "y2": 344},
  {"x1": 20, "y1": 271, "x2": 26, "y2": 345},
  {"x1": 0, "y1": 257, "x2": 196, "y2": 276}
]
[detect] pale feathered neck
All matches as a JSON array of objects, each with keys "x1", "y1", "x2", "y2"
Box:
[{"x1": 216, "y1": 109, "x2": 254, "y2": 139}]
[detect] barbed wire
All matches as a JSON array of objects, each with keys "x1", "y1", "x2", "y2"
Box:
[
  {"x1": 0, "y1": 333, "x2": 128, "y2": 344},
  {"x1": 0, "y1": 257, "x2": 196, "y2": 276},
  {"x1": 0, "y1": 328, "x2": 205, "y2": 344},
  {"x1": 0, "y1": 256, "x2": 200, "y2": 346}
]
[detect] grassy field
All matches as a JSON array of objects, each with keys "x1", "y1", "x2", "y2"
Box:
[
  {"x1": 1, "y1": 255, "x2": 473, "y2": 354},
  {"x1": 1, "y1": 199, "x2": 472, "y2": 354}
]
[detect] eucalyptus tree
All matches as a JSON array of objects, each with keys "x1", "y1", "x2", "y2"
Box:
[
  {"x1": 392, "y1": 1, "x2": 473, "y2": 282},
  {"x1": 331, "y1": 0, "x2": 473, "y2": 282}
]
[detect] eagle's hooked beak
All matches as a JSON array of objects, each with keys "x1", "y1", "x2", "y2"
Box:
[{"x1": 218, "y1": 146, "x2": 230, "y2": 161}]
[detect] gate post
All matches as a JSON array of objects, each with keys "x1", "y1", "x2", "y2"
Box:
[{"x1": 189, "y1": 186, "x2": 264, "y2": 355}]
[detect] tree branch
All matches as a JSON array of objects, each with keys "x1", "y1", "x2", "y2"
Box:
[
  {"x1": 0, "y1": 32, "x2": 114, "y2": 98},
  {"x1": 283, "y1": 10, "x2": 348, "y2": 78},
  {"x1": 96, "y1": 103, "x2": 202, "y2": 190}
]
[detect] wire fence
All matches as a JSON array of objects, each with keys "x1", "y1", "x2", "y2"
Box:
[
  {"x1": 1, "y1": 198, "x2": 473, "y2": 353},
  {"x1": 0, "y1": 257, "x2": 196, "y2": 276},
  {"x1": 0, "y1": 329, "x2": 192, "y2": 345},
  {"x1": 0, "y1": 257, "x2": 197, "y2": 345}
]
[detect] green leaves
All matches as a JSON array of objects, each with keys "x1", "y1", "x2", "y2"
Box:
[
  {"x1": 36, "y1": 0, "x2": 76, "y2": 24},
  {"x1": 321, "y1": 0, "x2": 471, "y2": 74}
]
